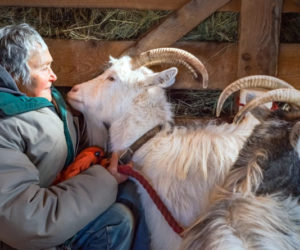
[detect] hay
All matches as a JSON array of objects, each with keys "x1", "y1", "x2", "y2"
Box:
[
  {"x1": 0, "y1": 7, "x2": 239, "y2": 42},
  {"x1": 167, "y1": 89, "x2": 234, "y2": 117},
  {"x1": 181, "y1": 12, "x2": 239, "y2": 42},
  {"x1": 0, "y1": 7, "x2": 298, "y2": 42},
  {"x1": 0, "y1": 7, "x2": 169, "y2": 40}
]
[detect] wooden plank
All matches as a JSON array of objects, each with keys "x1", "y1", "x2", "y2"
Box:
[
  {"x1": 0, "y1": 0, "x2": 298, "y2": 12},
  {"x1": 172, "y1": 42, "x2": 238, "y2": 90},
  {"x1": 46, "y1": 39, "x2": 134, "y2": 86},
  {"x1": 237, "y1": 0, "x2": 283, "y2": 77},
  {"x1": 285, "y1": 0, "x2": 300, "y2": 11},
  {"x1": 278, "y1": 43, "x2": 300, "y2": 86},
  {"x1": 0, "y1": 0, "x2": 240, "y2": 11},
  {"x1": 47, "y1": 39, "x2": 238, "y2": 89},
  {"x1": 0, "y1": 0, "x2": 190, "y2": 10},
  {"x1": 122, "y1": 0, "x2": 232, "y2": 56},
  {"x1": 219, "y1": 0, "x2": 240, "y2": 11},
  {"x1": 219, "y1": 0, "x2": 300, "y2": 12},
  {"x1": 47, "y1": 39, "x2": 300, "y2": 90}
]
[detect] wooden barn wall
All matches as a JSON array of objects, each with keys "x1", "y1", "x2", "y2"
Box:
[
  {"x1": 0, "y1": 0, "x2": 299, "y2": 90},
  {"x1": 1, "y1": 0, "x2": 300, "y2": 12}
]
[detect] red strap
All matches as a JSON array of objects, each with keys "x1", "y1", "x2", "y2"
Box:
[
  {"x1": 118, "y1": 164, "x2": 185, "y2": 236},
  {"x1": 271, "y1": 102, "x2": 279, "y2": 111},
  {"x1": 236, "y1": 96, "x2": 245, "y2": 107}
]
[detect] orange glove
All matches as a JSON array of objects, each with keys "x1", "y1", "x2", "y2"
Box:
[{"x1": 53, "y1": 146, "x2": 110, "y2": 184}]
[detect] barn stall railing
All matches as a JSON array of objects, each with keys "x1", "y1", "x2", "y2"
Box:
[{"x1": 0, "y1": 0, "x2": 299, "y2": 94}]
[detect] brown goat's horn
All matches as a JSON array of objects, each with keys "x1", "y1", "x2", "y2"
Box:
[
  {"x1": 131, "y1": 48, "x2": 208, "y2": 88},
  {"x1": 216, "y1": 75, "x2": 294, "y2": 117},
  {"x1": 233, "y1": 88, "x2": 300, "y2": 124}
]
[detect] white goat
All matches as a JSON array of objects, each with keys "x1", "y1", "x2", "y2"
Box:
[{"x1": 67, "y1": 48, "x2": 294, "y2": 250}]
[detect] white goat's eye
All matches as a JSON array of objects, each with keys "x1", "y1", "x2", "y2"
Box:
[{"x1": 107, "y1": 76, "x2": 115, "y2": 81}]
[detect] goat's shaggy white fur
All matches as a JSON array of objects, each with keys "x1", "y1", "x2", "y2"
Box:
[
  {"x1": 181, "y1": 110, "x2": 300, "y2": 250},
  {"x1": 67, "y1": 56, "x2": 259, "y2": 250},
  {"x1": 181, "y1": 193, "x2": 300, "y2": 250}
]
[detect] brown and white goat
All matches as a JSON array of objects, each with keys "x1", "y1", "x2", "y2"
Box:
[
  {"x1": 181, "y1": 88, "x2": 300, "y2": 250},
  {"x1": 67, "y1": 48, "x2": 294, "y2": 250}
]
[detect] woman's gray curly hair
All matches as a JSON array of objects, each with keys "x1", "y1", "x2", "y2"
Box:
[{"x1": 0, "y1": 23, "x2": 48, "y2": 85}]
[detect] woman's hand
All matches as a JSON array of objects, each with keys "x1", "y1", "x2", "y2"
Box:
[{"x1": 107, "y1": 152, "x2": 131, "y2": 184}]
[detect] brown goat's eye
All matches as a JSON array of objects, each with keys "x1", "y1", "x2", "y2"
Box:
[{"x1": 107, "y1": 76, "x2": 115, "y2": 81}]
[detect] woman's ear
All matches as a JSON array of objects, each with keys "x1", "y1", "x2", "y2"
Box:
[{"x1": 16, "y1": 79, "x2": 25, "y2": 92}]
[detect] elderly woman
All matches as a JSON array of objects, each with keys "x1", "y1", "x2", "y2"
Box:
[{"x1": 0, "y1": 23, "x2": 149, "y2": 250}]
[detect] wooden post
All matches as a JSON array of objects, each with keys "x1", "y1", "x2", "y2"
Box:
[
  {"x1": 236, "y1": 0, "x2": 283, "y2": 110},
  {"x1": 237, "y1": 0, "x2": 283, "y2": 77},
  {"x1": 293, "y1": 0, "x2": 300, "y2": 6}
]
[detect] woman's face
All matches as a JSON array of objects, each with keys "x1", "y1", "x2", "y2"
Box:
[{"x1": 18, "y1": 48, "x2": 57, "y2": 102}]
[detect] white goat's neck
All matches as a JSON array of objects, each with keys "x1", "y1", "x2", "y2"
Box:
[
  {"x1": 109, "y1": 99, "x2": 173, "y2": 151},
  {"x1": 85, "y1": 119, "x2": 108, "y2": 149}
]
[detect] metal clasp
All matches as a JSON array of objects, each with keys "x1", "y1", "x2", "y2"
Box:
[{"x1": 119, "y1": 148, "x2": 134, "y2": 165}]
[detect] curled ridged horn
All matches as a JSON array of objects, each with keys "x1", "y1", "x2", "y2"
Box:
[
  {"x1": 131, "y1": 48, "x2": 208, "y2": 88},
  {"x1": 216, "y1": 75, "x2": 295, "y2": 117},
  {"x1": 234, "y1": 88, "x2": 300, "y2": 124}
]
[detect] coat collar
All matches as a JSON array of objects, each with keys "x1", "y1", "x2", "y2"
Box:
[{"x1": 0, "y1": 65, "x2": 24, "y2": 96}]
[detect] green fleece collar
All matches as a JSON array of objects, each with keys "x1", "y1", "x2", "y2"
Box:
[
  {"x1": 51, "y1": 88, "x2": 75, "y2": 167},
  {"x1": 0, "y1": 92, "x2": 53, "y2": 116},
  {"x1": 0, "y1": 88, "x2": 75, "y2": 168}
]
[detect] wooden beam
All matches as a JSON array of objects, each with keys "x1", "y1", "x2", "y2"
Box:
[
  {"x1": 218, "y1": 0, "x2": 240, "y2": 11},
  {"x1": 47, "y1": 39, "x2": 237, "y2": 89},
  {"x1": 218, "y1": 0, "x2": 300, "y2": 12},
  {"x1": 122, "y1": 0, "x2": 232, "y2": 56},
  {"x1": 173, "y1": 42, "x2": 238, "y2": 90},
  {"x1": 0, "y1": 0, "x2": 190, "y2": 10},
  {"x1": 46, "y1": 39, "x2": 134, "y2": 86},
  {"x1": 0, "y1": 0, "x2": 298, "y2": 12},
  {"x1": 282, "y1": 0, "x2": 300, "y2": 12},
  {"x1": 237, "y1": 0, "x2": 283, "y2": 77},
  {"x1": 46, "y1": 39, "x2": 300, "y2": 90},
  {"x1": 278, "y1": 43, "x2": 300, "y2": 85}
]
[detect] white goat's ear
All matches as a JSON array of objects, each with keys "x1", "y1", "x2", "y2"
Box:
[
  {"x1": 109, "y1": 56, "x2": 117, "y2": 63},
  {"x1": 148, "y1": 67, "x2": 178, "y2": 88}
]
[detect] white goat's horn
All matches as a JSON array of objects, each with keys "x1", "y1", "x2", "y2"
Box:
[
  {"x1": 216, "y1": 75, "x2": 294, "y2": 117},
  {"x1": 234, "y1": 88, "x2": 300, "y2": 124},
  {"x1": 131, "y1": 48, "x2": 208, "y2": 88}
]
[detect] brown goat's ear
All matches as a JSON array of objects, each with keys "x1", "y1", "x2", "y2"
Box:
[
  {"x1": 290, "y1": 121, "x2": 300, "y2": 149},
  {"x1": 250, "y1": 106, "x2": 271, "y2": 122},
  {"x1": 146, "y1": 67, "x2": 178, "y2": 88}
]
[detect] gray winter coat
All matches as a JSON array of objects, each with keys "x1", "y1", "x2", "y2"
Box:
[{"x1": 0, "y1": 66, "x2": 118, "y2": 249}]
